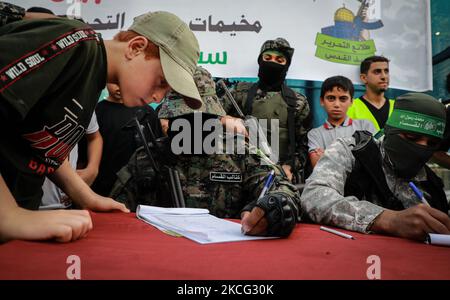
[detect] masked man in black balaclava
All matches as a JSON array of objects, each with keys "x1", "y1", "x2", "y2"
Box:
[
  {"x1": 221, "y1": 38, "x2": 311, "y2": 184},
  {"x1": 302, "y1": 92, "x2": 450, "y2": 242}
]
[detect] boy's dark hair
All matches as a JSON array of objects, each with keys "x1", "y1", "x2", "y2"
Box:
[
  {"x1": 360, "y1": 56, "x2": 390, "y2": 74},
  {"x1": 320, "y1": 76, "x2": 354, "y2": 98},
  {"x1": 26, "y1": 7, "x2": 54, "y2": 15}
]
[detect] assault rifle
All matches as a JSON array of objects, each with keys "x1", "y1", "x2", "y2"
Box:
[{"x1": 133, "y1": 112, "x2": 186, "y2": 208}]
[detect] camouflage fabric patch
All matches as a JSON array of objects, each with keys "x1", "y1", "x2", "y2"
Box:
[
  {"x1": 158, "y1": 66, "x2": 225, "y2": 118},
  {"x1": 0, "y1": 2, "x2": 26, "y2": 25},
  {"x1": 259, "y1": 37, "x2": 294, "y2": 59}
]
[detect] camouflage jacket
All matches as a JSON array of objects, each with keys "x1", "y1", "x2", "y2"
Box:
[
  {"x1": 0, "y1": 2, "x2": 25, "y2": 26},
  {"x1": 300, "y1": 136, "x2": 438, "y2": 233},
  {"x1": 222, "y1": 81, "x2": 310, "y2": 176},
  {"x1": 110, "y1": 134, "x2": 301, "y2": 219}
]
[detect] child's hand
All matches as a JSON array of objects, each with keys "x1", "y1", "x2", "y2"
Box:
[{"x1": 1, "y1": 209, "x2": 93, "y2": 243}]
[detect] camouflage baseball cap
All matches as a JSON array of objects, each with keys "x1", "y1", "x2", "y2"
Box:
[
  {"x1": 259, "y1": 37, "x2": 294, "y2": 64},
  {"x1": 158, "y1": 66, "x2": 226, "y2": 118},
  {"x1": 129, "y1": 11, "x2": 202, "y2": 109}
]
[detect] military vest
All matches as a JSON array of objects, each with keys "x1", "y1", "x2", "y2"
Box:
[{"x1": 239, "y1": 83, "x2": 299, "y2": 163}]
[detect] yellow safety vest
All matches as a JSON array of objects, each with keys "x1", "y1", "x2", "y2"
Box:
[{"x1": 347, "y1": 98, "x2": 395, "y2": 132}]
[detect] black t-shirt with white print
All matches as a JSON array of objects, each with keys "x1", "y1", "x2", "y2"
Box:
[{"x1": 0, "y1": 18, "x2": 106, "y2": 209}]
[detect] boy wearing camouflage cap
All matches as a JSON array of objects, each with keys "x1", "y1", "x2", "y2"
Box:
[
  {"x1": 302, "y1": 93, "x2": 450, "y2": 241},
  {"x1": 222, "y1": 38, "x2": 310, "y2": 183},
  {"x1": 112, "y1": 66, "x2": 301, "y2": 238},
  {"x1": 0, "y1": 4, "x2": 201, "y2": 243}
]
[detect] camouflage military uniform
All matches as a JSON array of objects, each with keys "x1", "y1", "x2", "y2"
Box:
[
  {"x1": 221, "y1": 38, "x2": 310, "y2": 178},
  {"x1": 111, "y1": 66, "x2": 301, "y2": 236},
  {"x1": 110, "y1": 135, "x2": 301, "y2": 219},
  {"x1": 301, "y1": 136, "x2": 441, "y2": 233},
  {"x1": 0, "y1": 2, "x2": 25, "y2": 25}
]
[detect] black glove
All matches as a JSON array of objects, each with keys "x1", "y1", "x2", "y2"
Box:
[{"x1": 256, "y1": 192, "x2": 298, "y2": 237}]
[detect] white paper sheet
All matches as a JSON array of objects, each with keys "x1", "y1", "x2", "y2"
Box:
[{"x1": 136, "y1": 205, "x2": 278, "y2": 244}]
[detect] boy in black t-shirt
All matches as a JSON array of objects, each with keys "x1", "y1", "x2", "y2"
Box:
[
  {"x1": 92, "y1": 83, "x2": 162, "y2": 197},
  {"x1": 0, "y1": 3, "x2": 202, "y2": 243}
]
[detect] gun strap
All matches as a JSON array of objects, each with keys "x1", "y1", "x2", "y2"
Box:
[
  {"x1": 245, "y1": 83, "x2": 259, "y2": 115},
  {"x1": 281, "y1": 84, "x2": 298, "y2": 162}
]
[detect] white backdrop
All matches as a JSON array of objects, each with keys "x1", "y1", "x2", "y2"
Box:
[{"x1": 14, "y1": 0, "x2": 433, "y2": 91}]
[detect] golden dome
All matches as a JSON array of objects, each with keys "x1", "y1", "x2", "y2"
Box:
[{"x1": 334, "y1": 6, "x2": 355, "y2": 23}]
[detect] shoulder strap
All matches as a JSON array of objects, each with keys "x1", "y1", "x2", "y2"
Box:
[
  {"x1": 245, "y1": 83, "x2": 259, "y2": 115},
  {"x1": 281, "y1": 84, "x2": 298, "y2": 159},
  {"x1": 346, "y1": 131, "x2": 404, "y2": 210}
]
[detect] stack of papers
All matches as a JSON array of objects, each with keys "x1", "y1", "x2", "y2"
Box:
[{"x1": 136, "y1": 205, "x2": 278, "y2": 244}]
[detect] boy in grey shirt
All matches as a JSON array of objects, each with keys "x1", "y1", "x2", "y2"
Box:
[{"x1": 308, "y1": 76, "x2": 375, "y2": 168}]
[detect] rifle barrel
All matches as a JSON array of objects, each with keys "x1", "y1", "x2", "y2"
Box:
[
  {"x1": 217, "y1": 79, "x2": 245, "y2": 118},
  {"x1": 134, "y1": 117, "x2": 160, "y2": 173}
]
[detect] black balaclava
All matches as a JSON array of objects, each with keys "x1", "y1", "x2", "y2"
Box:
[
  {"x1": 383, "y1": 93, "x2": 446, "y2": 179},
  {"x1": 257, "y1": 38, "x2": 294, "y2": 92},
  {"x1": 257, "y1": 59, "x2": 289, "y2": 91}
]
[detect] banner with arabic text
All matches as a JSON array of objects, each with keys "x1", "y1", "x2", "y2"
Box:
[{"x1": 14, "y1": 0, "x2": 433, "y2": 91}]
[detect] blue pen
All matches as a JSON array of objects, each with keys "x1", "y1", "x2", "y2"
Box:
[
  {"x1": 257, "y1": 170, "x2": 275, "y2": 200},
  {"x1": 408, "y1": 182, "x2": 430, "y2": 206},
  {"x1": 242, "y1": 170, "x2": 276, "y2": 234}
]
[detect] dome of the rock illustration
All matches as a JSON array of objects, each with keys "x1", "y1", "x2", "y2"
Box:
[{"x1": 334, "y1": 5, "x2": 355, "y2": 23}]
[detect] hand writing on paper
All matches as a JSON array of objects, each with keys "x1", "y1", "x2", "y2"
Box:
[{"x1": 371, "y1": 204, "x2": 450, "y2": 241}]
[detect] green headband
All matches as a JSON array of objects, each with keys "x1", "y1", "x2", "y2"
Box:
[
  {"x1": 386, "y1": 109, "x2": 445, "y2": 139},
  {"x1": 262, "y1": 50, "x2": 286, "y2": 58}
]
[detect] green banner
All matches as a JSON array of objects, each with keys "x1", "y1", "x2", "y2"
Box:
[
  {"x1": 386, "y1": 109, "x2": 445, "y2": 138},
  {"x1": 315, "y1": 33, "x2": 376, "y2": 65},
  {"x1": 315, "y1": 47, "x2": 372, "y2": 65},
  {"x1": 315, "y1": 33, "x2": 376, "y2": 55}
]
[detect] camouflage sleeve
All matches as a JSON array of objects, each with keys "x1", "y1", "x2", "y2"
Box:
[
  {"x1": 0, "y1": 2, "x2": 25, "y2": 25},
  {"x1": 300, "y1": 137, "x2": 384, "y2": 233},
  {"x1": 241, "y1": 145, "x2": 301, "y2": 221}
]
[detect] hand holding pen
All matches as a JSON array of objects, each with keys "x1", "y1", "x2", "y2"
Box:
[
  {"x1": 408, "y1": 182, "x2": 430, "y2": 206},
  {"x1": 370, "y1": 182, "x2": 450, "y2": 241},
  {"x1": 241, "y1": 170, "x2": 275, "y2": 235}
]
